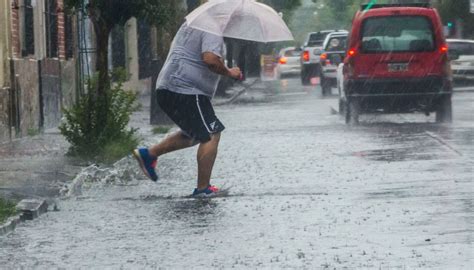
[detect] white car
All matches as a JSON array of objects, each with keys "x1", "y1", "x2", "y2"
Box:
[
  {"x1": 336, "y1": 62, "x2": 346, "y2": 114},
  {"x1": 320, "y1": 32, "x2": 348, "y2": 95},
  {"x1": 447, "y1": 39, "x2": 474, "y2": 81},
  {"x1": 276, "y1": 47, "x2": 302, "y2": 77}
]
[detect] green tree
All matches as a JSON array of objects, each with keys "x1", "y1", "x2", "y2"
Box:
[
  {"x1": 62, "y1": 0, "x2": 181, "y2": 161},
  {"x1": 259, "y1": 0, "x2": 302, "y2": 22},
  {"x1": 60, "y1": 0, "x2": 179, "y2": 158},
  {"x1": 64, "y1": 0, "x2": 178, "y2": 125},
  {"x1": 65, "y1": 0, "x2": 177, "y2": 93}
]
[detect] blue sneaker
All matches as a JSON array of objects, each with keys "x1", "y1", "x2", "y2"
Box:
[
  {"x1": 192, "y1": 185, "x2": 219, "y2": 198},
  {"x1": 133, "y1": 148, "x2": 158, "y2": 181}
]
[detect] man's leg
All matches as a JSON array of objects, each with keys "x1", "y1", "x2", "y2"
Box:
[
  {"x1": 197, "y1": 133, "x2": 221, "y2": 190},
  {"x1": 148, "y1": 131, "x2": 197, "y2": 158}
]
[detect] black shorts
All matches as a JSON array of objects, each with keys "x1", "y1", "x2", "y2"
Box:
[{"x1": 156, "y1": 89, "x2": 225, "y2": 143}]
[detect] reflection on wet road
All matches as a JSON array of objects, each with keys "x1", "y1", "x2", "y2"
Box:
[{"x1": 0, "y1": 78, "x2": 472, "y2": 269}]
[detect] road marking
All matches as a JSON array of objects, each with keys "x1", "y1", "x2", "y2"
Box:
[
  {"x1": 277, "y1": 92, "x2": 308, "y2": 97},
  {"x1": 454, "y1": 86, "x2": 474, "y2": 92},
  {"x1": 424, "y1": 131, "x2": 463, "y2": 157}
]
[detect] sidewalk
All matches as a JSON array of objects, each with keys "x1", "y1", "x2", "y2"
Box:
[{"x1": 0, "y1": 129, "x2": 83, "y2": 201}]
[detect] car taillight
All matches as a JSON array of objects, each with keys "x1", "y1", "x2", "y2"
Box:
[
  {"x1": 279, "y1": 57, "x2": 287, "y2": 64},
  {"x1": 320, "y1": 53, "x2": 327, "y2": 66},
  {"x1": 348, "y1": 49, "x2": 356, "y2": 57},
  {"x1": 440, "y1": 45, "x2": 448, "y2": 53},
  {"x1": 303, "y1": 51, "x2": 310, "y2": 62}
]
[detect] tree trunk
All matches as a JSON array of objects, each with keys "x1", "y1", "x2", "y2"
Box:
[
  {"x1": 94, "y1": 22, "x2": 111, "y2": 95},
  {"x1": 90, "y1": 18, "x2": 112, "y2": 137}
]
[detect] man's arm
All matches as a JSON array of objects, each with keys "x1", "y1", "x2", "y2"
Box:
[{"x1": 202, "y1": 52, "x2": 241, "y2": 79}]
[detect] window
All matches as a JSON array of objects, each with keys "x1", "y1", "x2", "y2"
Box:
[
  {"x1": 361, "y1": 16, "x2": 435, "y2": 53},
  {"x1": 21, "y1": 0, "x2": 35, "y2": 57},
  {"x1": 45, "y1": 0, "x2": 58, "y2": 58},
  {"x1": 448, "y1": 42, "x2": 474, "y2": 56},
  {"x1": 325, "y1": 36, "x2": 347, "y2": 52},
  {"x1": 111, "y1": 26, "x2": 126, "y2": 69},
  {"x1": 307, "y1": 32, "x2": 331, "y2": 47},
  {"x1": 283, "y1": 50, "x2": 301, "y2": 57},
  {"x1": 65, "y1": 14, "x2": 74, "y2": 59},
  {"x1": 138, "y1": 20, "x2": 152, "y2": 79}
]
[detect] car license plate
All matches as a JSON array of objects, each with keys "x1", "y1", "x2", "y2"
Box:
[{"x1": 388, "y1": 63, "x2": 409, "y2": 72}]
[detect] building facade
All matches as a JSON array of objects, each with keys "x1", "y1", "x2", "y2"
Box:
[
  {"x1": 0, "y1": 0, "x2": 196, "y2": 142},
  {"x1": 0, "y1": 0, "x2": 13, "y2": 141},
  {"x1": 0, "y1": 0, "x2": 78, "y2": 143}
]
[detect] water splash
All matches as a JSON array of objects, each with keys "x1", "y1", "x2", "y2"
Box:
[{"x1": 61, "y1": 156, "x2": 142, "y2": 197}]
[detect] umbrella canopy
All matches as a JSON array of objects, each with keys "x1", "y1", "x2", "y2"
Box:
[{"x1": 185, "y1": 0, "x2": 294, "y2": 43}]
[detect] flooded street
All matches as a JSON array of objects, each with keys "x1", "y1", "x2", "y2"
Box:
[{"x1": 1, "y1": 79, "x2": 473, "y2": 269}]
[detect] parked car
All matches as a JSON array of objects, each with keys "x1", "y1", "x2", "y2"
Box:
[
  {"x1": 300, "y1": 30, "x2": 347, "y2": 85},
  {"x1": 339, "y1": 3, "x2": 453, "y2": 124},
  {"x1": 320, "y1": 32, "x2": 348, "y2": 96},
  {"x1": 276, "y1": 47, "x2": 302, "y2": 78},
  {"x1": 447, "y1": 39, "x2": 474, "y2": 82}
]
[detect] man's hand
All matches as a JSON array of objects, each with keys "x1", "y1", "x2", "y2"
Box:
[
  {"x1": 228, "y1": 67, "x2": 242, "y2": 80},
  {"x1": 203, "y1": 52, "x2": 241, "y2": 79}
]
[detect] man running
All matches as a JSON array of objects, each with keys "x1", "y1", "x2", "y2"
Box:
[{"x1": 133, "y1": 23, "x2": 241, "y2": 197}]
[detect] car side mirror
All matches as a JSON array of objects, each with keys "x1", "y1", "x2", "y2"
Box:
[{"x1": 448, "y1": 51, "x2": 460, "y2": 61}]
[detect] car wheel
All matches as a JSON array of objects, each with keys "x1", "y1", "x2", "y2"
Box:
[
  {"x1": 321, "y1": 75, "x2": 331, "y2": 96},
  {"x1": 301, "y1": 67, "x2": 311, "y2": 85},
  {"x1": 435, "y1": 94, "x2": 453, "y2": 123},
  {"x1": 314, "y1": 64, "x2": 322, "y2": 77},
  {"x1": 345, "y1": 97, "x2": 360, "y2": 125},
  {"x1": 338, "y1": 98, "x2": 345, "y2": 116}
]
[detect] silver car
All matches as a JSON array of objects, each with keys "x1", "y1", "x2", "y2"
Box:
[
  {"x1": 447, "y1": 39, "x2": 474, "y2": 81},
  {"x1": 276, "y1": 47, "x2": 302, "y2": 78},
  {"x1": 320, "y1": 32, "x2": 348, "y2": 96}
]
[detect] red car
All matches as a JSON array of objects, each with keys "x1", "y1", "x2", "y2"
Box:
[{"x1": 339, "y1": 3, "x2": 453, "y2": 124}]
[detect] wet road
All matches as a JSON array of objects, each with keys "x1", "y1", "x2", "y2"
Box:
[{"x1": 1, "y1": 78, "x2": 473, "y2": 269}]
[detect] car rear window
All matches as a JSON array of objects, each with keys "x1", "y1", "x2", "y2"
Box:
[
  {"x1": 448, "y1": 42, "x2": 474, "y2": 56},
  {"x1": 361, "y1": 16, "x2": 435, "y2": 53},
  {"x1": 307, "y1": 32, "x2": 330, "y2": 46},
  {"x1": 284, "y1": 50, "x2": 301, "y2": 57},
  {"x1": 325, "y1": 36, "x2": 347, "y2": 51}
]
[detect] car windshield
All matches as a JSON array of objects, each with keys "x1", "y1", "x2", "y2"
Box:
[
  {"x1": 448, "y1": 42, "x2": 474, "y2": 56},
  {"x1": 325, "y1": 36, "x2": 347, "y2": 51},
  {"x1": 361, "y1": 16, "x2": 435, "y2": 53}
]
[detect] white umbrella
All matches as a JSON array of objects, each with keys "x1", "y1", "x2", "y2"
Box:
[{"x1": 185, "y1": 0, "x2": 294, "y2": 43}]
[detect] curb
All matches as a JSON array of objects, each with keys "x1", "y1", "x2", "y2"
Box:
[
  {"x1": 454, "y1": 88, "x2": 474, "y2": 93},
  {"x1": 0, "y1": 199, "x2": 48, "y2": 236}
]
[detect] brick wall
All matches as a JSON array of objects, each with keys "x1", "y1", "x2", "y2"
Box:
[
  {"x1": 57, "y1": 0, "x2": 66, "y2": 60},
  {"x1": 11, "y1": 0, "x2": 20, "y2": 58}
]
